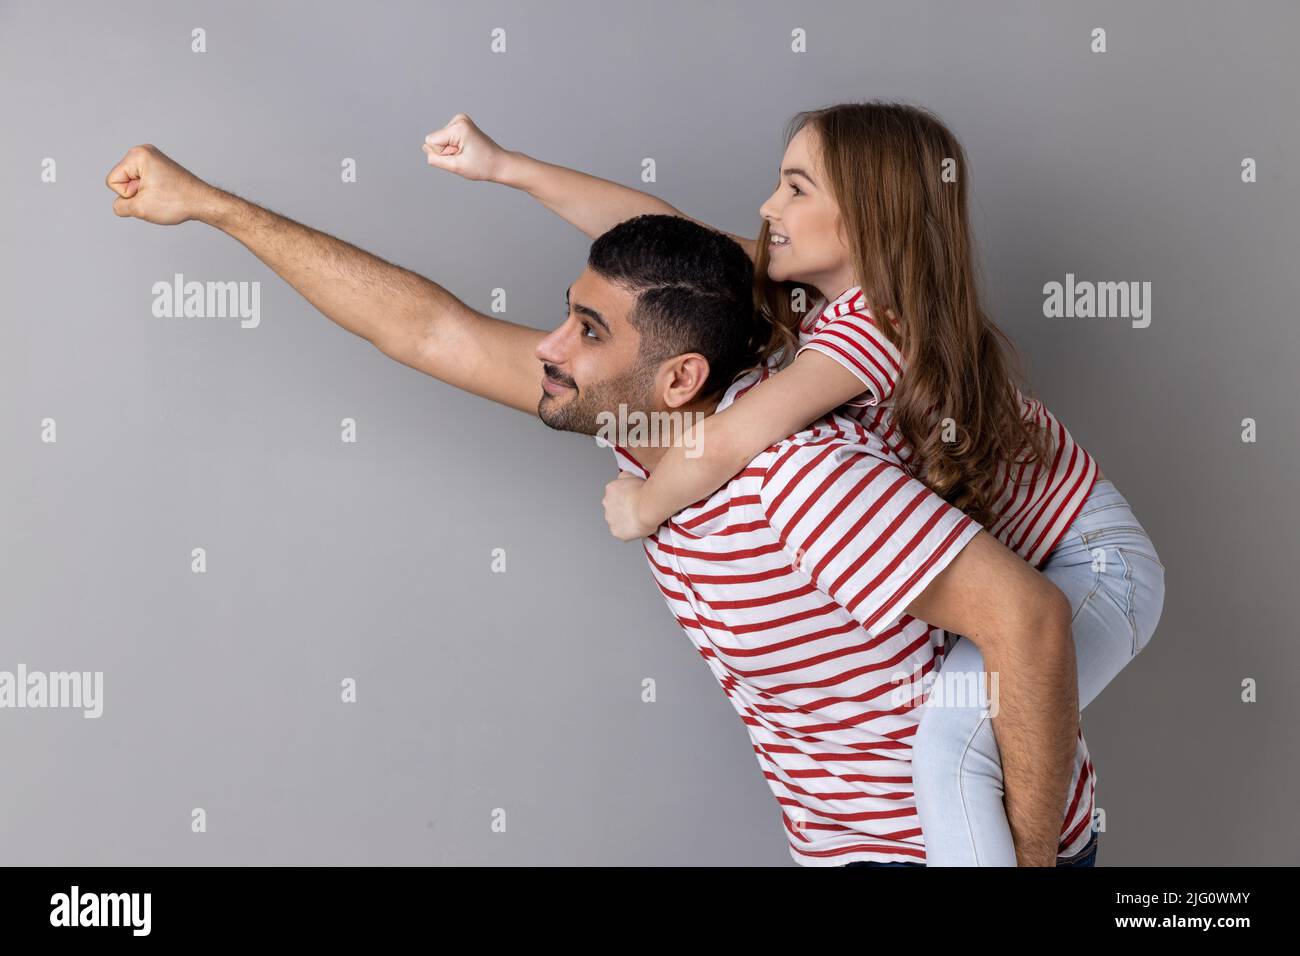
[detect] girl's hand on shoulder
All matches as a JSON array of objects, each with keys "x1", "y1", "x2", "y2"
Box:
[
  {"x1": 602, "y1": 474, "x2": 656, "y2": 541},
  {"x1": 422, "y1": 112, "x2": 510, "y2": 182}
]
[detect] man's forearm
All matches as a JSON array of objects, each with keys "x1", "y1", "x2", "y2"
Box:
[
  {"x1": 985, "y1": 620, "x2": 1080, "y2": 866},
  {"x1": 106, "y1": 142, "x2": 543, "y2": 413},
  {"x1": 199, "y1": 187, "x2": 450, "y2": 358}
]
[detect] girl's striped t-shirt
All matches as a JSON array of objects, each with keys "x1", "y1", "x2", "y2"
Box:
[{"x1": 795, "y1": 286, "x2": 1099, "y2": 569}]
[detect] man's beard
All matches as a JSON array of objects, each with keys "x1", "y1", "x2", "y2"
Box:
[{"x1": 537, "y1": 360, "x2": 658, "y2": 436}]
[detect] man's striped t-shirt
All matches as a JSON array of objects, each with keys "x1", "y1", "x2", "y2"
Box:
[
  {"x1": 611, "y1": 371, "x2": 1097, "y2": 866},
  {"x1": 796, "y1": 286, "x2": 1099, "y2": 569}
]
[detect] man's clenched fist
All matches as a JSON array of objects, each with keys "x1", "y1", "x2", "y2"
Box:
[{"x1": 105, "y1": 144, "x2": 218, "y2": 225}]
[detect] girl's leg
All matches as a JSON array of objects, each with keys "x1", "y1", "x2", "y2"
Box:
[{"x1": 910, "y1": 479, "x2": 1166, "y2": 865}]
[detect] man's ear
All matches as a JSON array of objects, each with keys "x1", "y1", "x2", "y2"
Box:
[{"x1": 660, "y1": 353, "x2": 712, "y2": 409}]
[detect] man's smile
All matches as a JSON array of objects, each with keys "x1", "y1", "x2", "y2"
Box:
[{"x1": 541, "y1": 370, "x2": 575, "y2": 395}]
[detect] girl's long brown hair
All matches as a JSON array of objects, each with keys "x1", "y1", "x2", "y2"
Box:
[{"x1": 750, "y1": 101, "x2": 1050, "y2": 527}]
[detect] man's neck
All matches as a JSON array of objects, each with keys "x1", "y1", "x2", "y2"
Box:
[{"x1": 624, "y1": 393, "x2": 721, "y2": 471}]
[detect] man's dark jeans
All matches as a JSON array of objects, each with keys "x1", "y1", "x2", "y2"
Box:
[{"x1": 842, "y1": 828, "x2": 1099, "y2": 867}]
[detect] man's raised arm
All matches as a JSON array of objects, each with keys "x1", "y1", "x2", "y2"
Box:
[{"x1": 105, "y1": 144, "x2": 545, "y2": 415}]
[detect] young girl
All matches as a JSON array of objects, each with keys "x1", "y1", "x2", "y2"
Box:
[{"x1": 424, "y1": 102, "x2": 1166, "y2": 866}]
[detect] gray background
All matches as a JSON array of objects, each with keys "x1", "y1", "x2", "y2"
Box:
[{"x1": 2, "y1": 0, "x2": 1296, "y2": 866}]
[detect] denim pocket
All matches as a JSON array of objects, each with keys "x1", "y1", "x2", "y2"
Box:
[
  {"x1": 1083, "y1": 545, "x2": 1164, "y2": 657},
  {"x1": 1116, "y1": 548, "x2": 1165, "y2": 655}
]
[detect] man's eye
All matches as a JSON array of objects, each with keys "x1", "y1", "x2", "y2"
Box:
[{"x1": 581, "y1": 323, "x2": 599, "y2": 339}]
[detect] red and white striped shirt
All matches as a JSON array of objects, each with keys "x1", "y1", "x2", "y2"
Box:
[
  {"x1": 797, "y1": 286, "x2": 1099, "y2": 569},
  {"x1": 612, "y1": 373, "x2": 1096, "y2": 866}
]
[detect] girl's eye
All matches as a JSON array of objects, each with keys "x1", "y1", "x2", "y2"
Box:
[{"x1": 788, "y1": 181, "x2": 803, "y2": 196}]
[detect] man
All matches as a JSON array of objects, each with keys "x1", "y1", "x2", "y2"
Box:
[{"x1": 104, "y1": 144, "x2": 1092, "y2": 866}]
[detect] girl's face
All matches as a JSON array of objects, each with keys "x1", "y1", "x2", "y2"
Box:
[{"x1": 758, "y1": 125, "x2": 856, "y2": 302}]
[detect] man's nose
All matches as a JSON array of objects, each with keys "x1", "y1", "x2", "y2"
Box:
[{"x1": 535, "y1": 323, "x2": 569, "y2": 365}]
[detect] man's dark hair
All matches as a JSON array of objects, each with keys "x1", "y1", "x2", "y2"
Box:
[{"x1": 587, "y1": 214, "x2": 764, "y2": 399}]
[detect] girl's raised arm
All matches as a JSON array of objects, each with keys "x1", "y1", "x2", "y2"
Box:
[
  {"x1": 424, "y1": 113, "x2": 757, "y2": 260},
  {"x1": 609, "y1": 349, "x2": 872, "y2": 538}
]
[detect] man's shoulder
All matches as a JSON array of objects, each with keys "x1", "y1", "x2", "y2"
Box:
[
  {"x1": 756, "y1": 414, "x2": 890, "y2": 467},
  {"x1": 752, "y1": 413, "x2": 913, "y2": 513}
]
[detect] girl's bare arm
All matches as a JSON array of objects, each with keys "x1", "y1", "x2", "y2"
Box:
[
  {"x1": 634, "y1": 350, "x2": 871, "y2": 529},
  {"x1": 425, "y1": 113, "x2": 758, "y2": 259}
]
